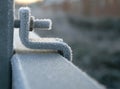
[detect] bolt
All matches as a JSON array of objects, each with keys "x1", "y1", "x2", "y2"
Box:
[{"x1": 14, "y1": 16, "x2": 52, "y2": 31}]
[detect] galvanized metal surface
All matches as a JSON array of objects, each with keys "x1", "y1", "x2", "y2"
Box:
[
  {"x1": 11, "y1": 53, "x2": 105, "y2": 89},
  {"x1": 0, "y1": 0, "x2": 14, "y2": 89},
  {"x1": 11, "y1": 30, "x2": 105, "y2": 89}
]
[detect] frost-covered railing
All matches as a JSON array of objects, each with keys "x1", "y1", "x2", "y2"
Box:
[
  {"x1": 12, "y1": 30, "x2": 105, "y2": 89},
  {"x1": 0, "y1": 0, "x2": 105, "y2": 89}
]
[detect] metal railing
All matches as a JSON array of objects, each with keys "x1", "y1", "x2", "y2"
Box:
[
  {"x1": 0, "y1": 0, "x2": 14, "y2": 89},
  {"x1": 0, "y1": 0, "x2": 105, "y2": 89}
]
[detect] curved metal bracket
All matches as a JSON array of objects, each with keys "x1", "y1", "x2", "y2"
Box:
[{"x1": 19, "y1": 7, "x2": 72, "y2": 61}]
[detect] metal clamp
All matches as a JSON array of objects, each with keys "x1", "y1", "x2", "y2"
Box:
[{"x1": 18, "y1": 7, "x2": 72, "y2": 61}]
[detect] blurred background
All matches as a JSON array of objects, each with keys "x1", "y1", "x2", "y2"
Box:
[{"x1": 15, "y1": 0, "x2": 120, "y2": 89}]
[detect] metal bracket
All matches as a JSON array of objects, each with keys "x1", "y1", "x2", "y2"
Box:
[{"x1": 18, "y1": 7, "x2": 72, "y2": 61}]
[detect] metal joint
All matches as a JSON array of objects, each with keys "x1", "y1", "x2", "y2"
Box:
[{"x1": 16, "y1": 7, "x2": 72, "y2": 61}]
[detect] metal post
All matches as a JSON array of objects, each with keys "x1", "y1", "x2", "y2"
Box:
[{"x1": 0, "y1": 0, "x2": 14, "y2": 89}]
